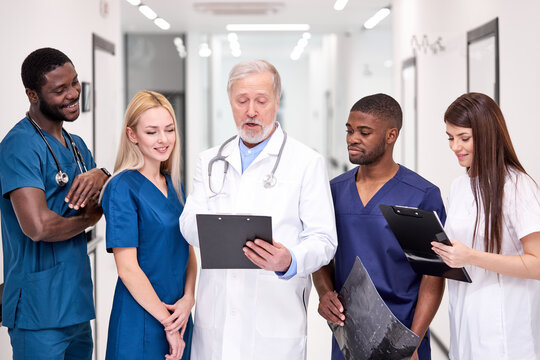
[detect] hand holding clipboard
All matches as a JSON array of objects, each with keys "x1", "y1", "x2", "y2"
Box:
[{"x1": 378, "y1": 205, "x2": 472, "y2": 283}]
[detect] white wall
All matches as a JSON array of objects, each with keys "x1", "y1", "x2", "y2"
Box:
[
  {"x1": 392, "y1": 0, "x2": 540, "y2": 353},
  {"x1": 331, "y1": 28, "x2": 393, "y2": 178},
  {"x1": 0, "y1": 0, "x2": 123, "y2": 358},
  {"x1": 393, "y1": 0, "x2": 540, "y2": 195}
]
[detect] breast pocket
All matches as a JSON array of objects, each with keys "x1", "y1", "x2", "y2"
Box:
[{"x1": 257, "y1": 180, "x2": 301, "y2": 216}]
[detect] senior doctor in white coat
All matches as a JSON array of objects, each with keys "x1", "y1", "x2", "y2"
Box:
[{"x1": 180, "y1": 59, "x2": 337, "y2": 360}]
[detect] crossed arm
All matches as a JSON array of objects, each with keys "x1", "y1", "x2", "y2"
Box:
[{"x1": 10, "y1": 168, "x2": 107, "y2": 242}]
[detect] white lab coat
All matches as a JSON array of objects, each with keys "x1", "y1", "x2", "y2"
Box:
[
  {"x1": 445, "y1": 171, "x2": 540, "y2": 360},
  {"x1": 180, "y1": 126, "x2": 337, "y2": 360}
]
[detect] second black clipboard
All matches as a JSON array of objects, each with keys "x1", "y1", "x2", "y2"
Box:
[
  {"x1": 196, "y1": 214, "x2": 273, "y2": 269},
  {"x1": 379, "y1": 205, "x2": 472, "y2": 283}
]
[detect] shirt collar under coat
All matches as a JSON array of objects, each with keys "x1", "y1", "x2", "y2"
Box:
[{"x1": 220, "y1": 122, "x2": 283, "y2": 175}]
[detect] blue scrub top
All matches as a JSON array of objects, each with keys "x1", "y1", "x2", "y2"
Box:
[
  {"x1": 0, "y1": 117, "x2": 96, "y2": 330},
  {"x1": 330, "y1": 165, "x2": 446, "y2": 360},
  {"x1": 102, "y1": 170, "x2": 192, "y2": 360}
]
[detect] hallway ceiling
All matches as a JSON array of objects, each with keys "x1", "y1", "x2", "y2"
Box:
[{"x1": 121, "y1": 0, "x2": 391, "y2": 34}]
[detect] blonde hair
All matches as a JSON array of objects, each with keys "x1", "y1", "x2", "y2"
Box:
[{"x1": 103, "y1": 90, "x2": 183, "y2": 202}]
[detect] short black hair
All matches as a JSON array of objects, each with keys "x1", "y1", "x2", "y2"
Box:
[
  {"x1": 21, "y1": 47, "x2": 73, "y2": 92},
  {"x1": 350, "y1": 93, "x2": 402, "y2": 130}
]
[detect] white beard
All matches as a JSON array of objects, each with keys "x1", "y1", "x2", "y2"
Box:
[{"x1": 237, "y1": 118, "x2": 274, "y2": 144}]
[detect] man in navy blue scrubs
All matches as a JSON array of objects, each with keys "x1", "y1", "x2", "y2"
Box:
[
  {"x1": 0, "y1": 48, "x2": 109, "y2": 359},
  {"x1": 313, "y1": 94, "x2": 445, "y2": 360}
]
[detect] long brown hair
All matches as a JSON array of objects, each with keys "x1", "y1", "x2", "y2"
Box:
[{"x1": 444, "y1": 93, "x2": 525, "y2": 253}]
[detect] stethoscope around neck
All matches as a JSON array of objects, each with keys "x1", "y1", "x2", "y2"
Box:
[
  {"x1": 207, "y1": 129, "x2": 288, "y2": 197},
  {"x1": 27, "y1": 113, "x2": 88, "y2": 187}
]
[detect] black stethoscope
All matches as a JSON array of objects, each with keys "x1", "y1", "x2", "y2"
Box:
[
  {"x1": 27, "y1": 113, "x2": 88, "y2": 187},
  {"x1": 207, "y1": 129, "x2": 288, "y2": 197}
]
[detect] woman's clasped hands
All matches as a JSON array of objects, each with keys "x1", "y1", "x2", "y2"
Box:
[{"x1": 161, "y1": 294, "x2": 195, "y2": 360}]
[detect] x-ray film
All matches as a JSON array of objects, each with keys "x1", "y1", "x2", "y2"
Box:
[{"x1": 329, "y1": 257, "x2": 420, "y2": 360}]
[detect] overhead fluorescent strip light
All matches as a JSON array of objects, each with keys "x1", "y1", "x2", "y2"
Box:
[
  {"x1": 363, "y1": 7, "x2": 390, "y2": 30},
  {"x1": 226, "y1": 24, "x2": 310, "y2": 32},
  {"x1": 333, "y1": 0, "x2": 349, "y2": 11},
  {"x1": 154, "y1": 18, "x2": 171, "y2": 30},
  {"x1": 139, "y1": 4, "x2": 157, "y2": 20}
]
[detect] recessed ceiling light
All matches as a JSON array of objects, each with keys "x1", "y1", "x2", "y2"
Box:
[
  {"x1": 125, "y1": 0, "x2": 141, "y2": 6},
  {"x1": 333, "y1": 0, "x2": 349, "y2": 11},
  {"x1": 138, "y1": 5, "x2": 157, "y2": 20},
  {"x1": 226, "y1": 24, "x2": 310, "y2": 32},
  {"x1": 154, "y1": 17, "x2": 170, "y2": 30},
  {"x1": 364, "y1": 7, "x2": 391, "y2": 30},
  {"x1": 232, "y1": 48, "x2": 242, "y2": 57},
  {"x1": 199, "y1": 43, "x2": 212, "y2": 58}
]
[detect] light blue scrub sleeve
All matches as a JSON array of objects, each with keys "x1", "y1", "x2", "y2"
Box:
[
  {"x1": 0, "y1": 135, "x2": 44, "y2": 197},
  {"x1": 102, "y1": 175, "x2": 139, "y2": 251}
]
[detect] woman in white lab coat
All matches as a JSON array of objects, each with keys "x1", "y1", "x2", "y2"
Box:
[{"x1": 431, "y1": 92, "x2": 540, "y2": 360}]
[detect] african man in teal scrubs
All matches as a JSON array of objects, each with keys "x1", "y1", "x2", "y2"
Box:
[{"x1": 0, "y1": 48, "x2": 109, "y2": 360}]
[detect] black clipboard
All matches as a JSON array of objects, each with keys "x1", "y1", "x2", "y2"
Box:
[
  {"x1": 196, "y1": 214, "x2": 273, "y2": 269},
  {"x1": 378, "y1": 205, "x2": 472, "y2": 283}
]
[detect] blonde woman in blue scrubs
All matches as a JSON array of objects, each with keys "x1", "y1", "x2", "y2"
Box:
[
  {"x1": 101, "y1": 90, "x2": 196, "y2": 360},
  {"x1": 432, "y1": 93, "x2": 540, "y2": 359}
]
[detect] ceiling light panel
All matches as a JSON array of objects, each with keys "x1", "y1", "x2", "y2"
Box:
[
  {"x1": 333, "y1": 0, "x2": 348, "y2": 11},
  {"x1": 226, "y1": 24, "x2": 310, "y2": 32},
  {"x1": 138, "y1": 4, "x2": 157, "y2": 20},
  {"x1": 154, "y1": 18, "x2": 171, "y2": 30},
  {"x1": 194, "y1": 2, "x2": 284, "y2": 15},
  {"x1": 363, "y1": 7, "x2": 390, "y2": 30}
]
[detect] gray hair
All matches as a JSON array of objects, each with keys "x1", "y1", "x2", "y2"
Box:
[{"x1": 227, "y1": 59, "x2": 281, "y2": 99}]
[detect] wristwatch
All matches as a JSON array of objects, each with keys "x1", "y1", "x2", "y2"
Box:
[{"x1": 100, "y1": 167, "x2": 112, "y2": 177}]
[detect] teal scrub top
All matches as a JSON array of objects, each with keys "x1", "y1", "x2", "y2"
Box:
[
  {"x1": 0, "y1": 117, "x2": 96, "y2": 330},
  {"x1": 102, "y1": 170, "x2": 192, "y2": 360}
]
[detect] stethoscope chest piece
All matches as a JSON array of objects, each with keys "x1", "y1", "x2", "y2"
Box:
[
  {"x1": 208, "y1": 127, "x2": 287, "y2": 196},
  {"x1": 263, "y1": 174, "x2": 277, "y2": 188},
  {"x1": 26, "y1": 113, "x2": 87, "y2": 188},
  {"x1": 55, "y1": 171, "x2": 69, "y2": 187}
]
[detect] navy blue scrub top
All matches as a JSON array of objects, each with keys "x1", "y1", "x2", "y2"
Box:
[
  {"x1": 330, "y1": 165, "x2": 446, "y2": 360},
  {"x1": 102, "y1": 170, "x2": 192, "y2": 360},
  {"x1": 0, "y1": 117, "x2": 96, "y2": 329}
]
